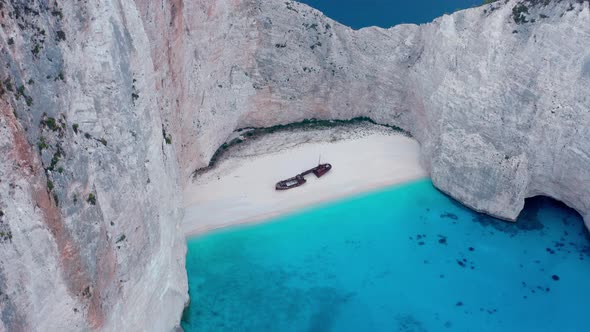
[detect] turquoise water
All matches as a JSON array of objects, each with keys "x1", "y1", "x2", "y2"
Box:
[
  {"x1": 182, "y1": 179, "x2": 589, "y2": 331},
  {"x1": 296, "y1": 0, "x2": 482, "y2": 29}
]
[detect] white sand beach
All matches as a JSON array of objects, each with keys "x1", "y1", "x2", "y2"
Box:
[{"x1": 182, "y1": 124, "x2": 427, "y2": 236}]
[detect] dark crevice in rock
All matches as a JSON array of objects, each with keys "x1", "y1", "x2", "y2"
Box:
[{"x1": 191, "y1": 116, "x2": 410, "y2": 178}]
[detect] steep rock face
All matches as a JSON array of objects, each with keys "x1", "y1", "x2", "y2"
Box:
[
  {"x1": 0, "y1": 1, "x2": 186, "y2": 330},
  {"x1": 416, "y1": 0, "x2": 590, "y2": 226},
  {"x1": 0, "y1": 0, "x2": 588, "y2": 330},
  {"x1": 170, "y1": 0, "x2": 422, "y2": 178},
  {"x1": 174, "y1": 0, "x2": 589, "y2": 226}
]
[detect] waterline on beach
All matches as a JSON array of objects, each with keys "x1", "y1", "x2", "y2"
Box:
[{"x1": 182, "y1": 126, "x2": 425, "y2": 236}]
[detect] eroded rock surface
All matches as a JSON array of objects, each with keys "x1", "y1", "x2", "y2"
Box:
[
  {"x1": 171, "y1": 0, "x2": 589, "y2": 226},
  {"x1": 0, "y1": 1, "x2": 186, "y2": 331},
  {"x1": 0, "y1": 0, "x2": 588, "y2": 330}
]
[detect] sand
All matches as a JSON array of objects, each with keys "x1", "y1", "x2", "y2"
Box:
[{"x1": 182, "y1": 124, "x2": 427, "y2": 236}]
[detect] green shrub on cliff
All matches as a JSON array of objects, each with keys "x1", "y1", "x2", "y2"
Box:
[
  {"x1": 87, "y1": 193, "x2": 96, "y2": 205},
  {"x1": 42, "y1": 117, "x2": 58, "y2": 131},
  {"x1": 513, "y1": 4, "x2": 529, "y2": 24},
  {"x1": 38, "y1": 137, "x2": 48, "y2": 151}
]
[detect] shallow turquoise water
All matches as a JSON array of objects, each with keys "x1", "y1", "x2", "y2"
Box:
[
  {"x1": 296, "y1": 0, "x2": 482, "y2": 29},
  {"x1": 182, "y1": 179, "x2": 590, "y2": 331}
]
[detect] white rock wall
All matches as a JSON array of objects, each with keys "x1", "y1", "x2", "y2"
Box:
[
  {"x1": 172, "y1": 0, "x2": 589, "y2": 225},
  {"x1": 0, "y1": 0, "x2": 186, "y2": 330}
]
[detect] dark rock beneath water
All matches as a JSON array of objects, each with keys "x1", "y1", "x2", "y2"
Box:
[
  {"x1": 396, "y1": 314, "x2": 427, "y2": 332},
  {"x1": 440, "y1": 212, "x2": 458, "y2": 220}
]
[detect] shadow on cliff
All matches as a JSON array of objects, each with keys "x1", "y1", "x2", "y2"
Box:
[{"x1": 191, "y1": 117, "x2": 409, "y2": 178}]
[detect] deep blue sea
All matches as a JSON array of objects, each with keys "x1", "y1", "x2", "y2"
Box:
[
  {"x1": 296, "y1": 0, "x2": 483, "y2": 29},
  {"x1": 182, "y1": 179, "x2": 589, "y2": 331}
]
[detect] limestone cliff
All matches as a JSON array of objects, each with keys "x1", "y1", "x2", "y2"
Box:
[
  {"x1": 0, "y1": 1, "x2": 186, "y2": 330},
  {"x1": 174, "y1": 0, "x2": 589, "y2": 226},
  {"x1": 0, "y1": 0, "x2": 588, "y2": 330}
]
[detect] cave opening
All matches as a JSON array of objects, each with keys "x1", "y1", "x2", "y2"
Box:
[
  {"x1": 468, "y1": 194, "x2": 589, "y2": 247},
  {"x1": 518, "y1": 195, "x2": 589, "y2": 241}
]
